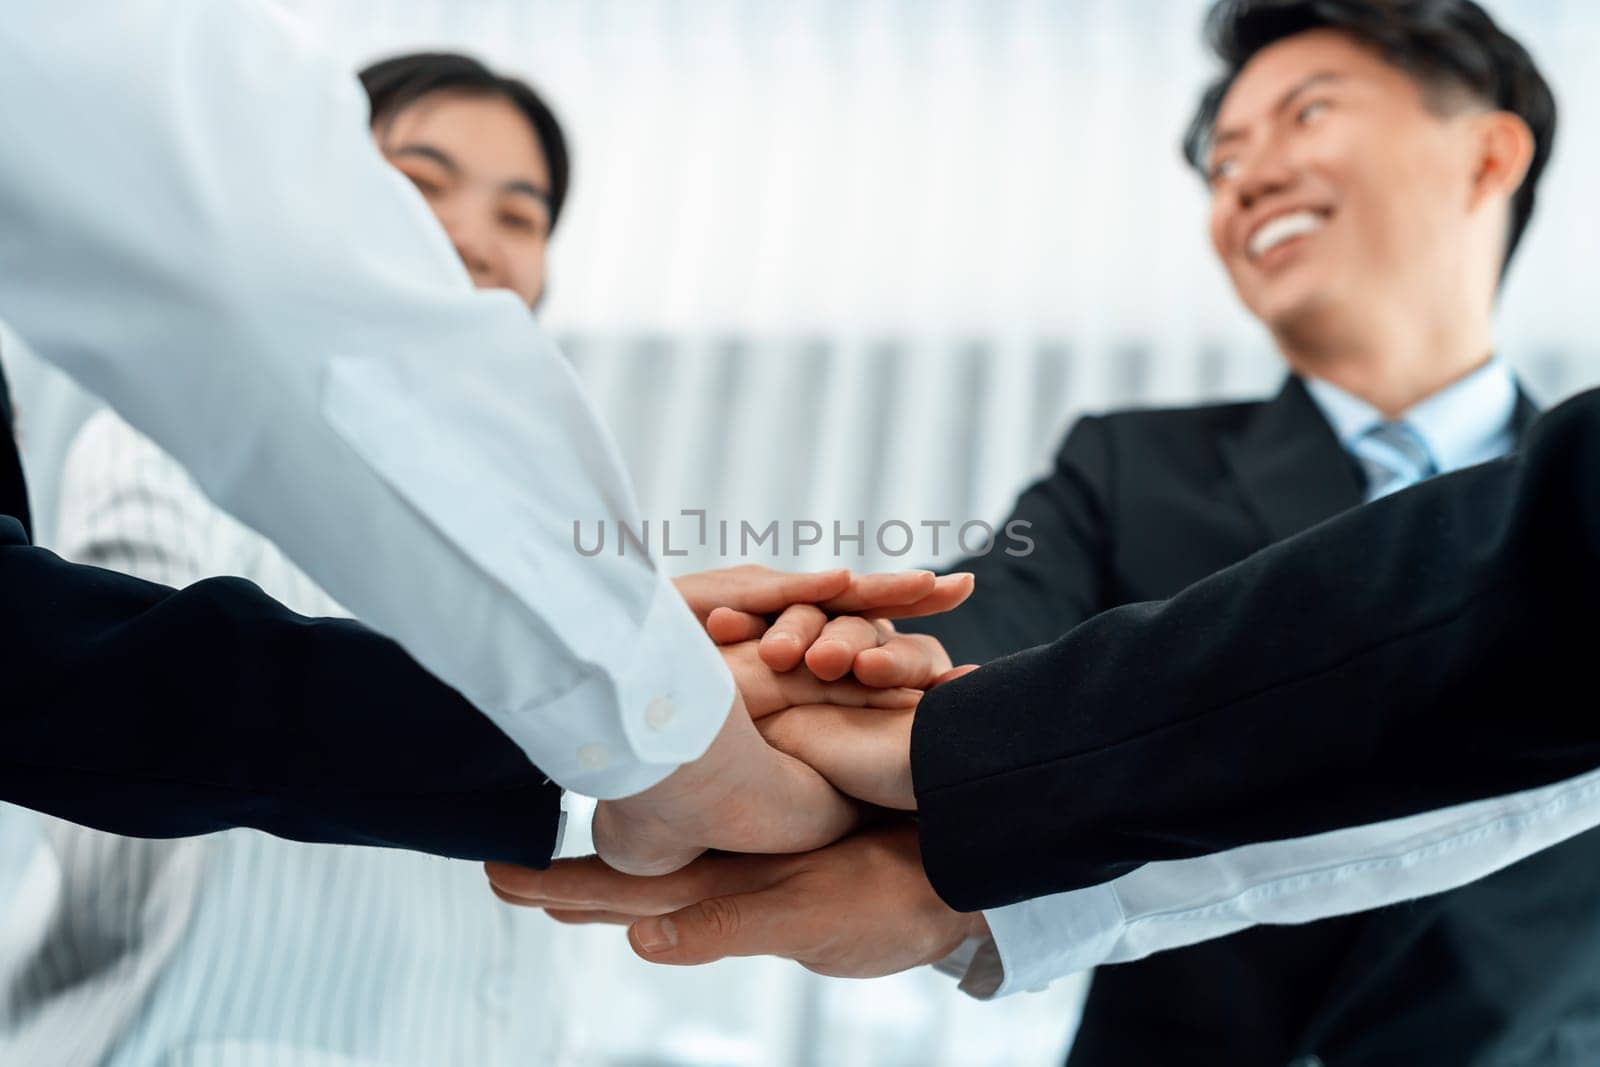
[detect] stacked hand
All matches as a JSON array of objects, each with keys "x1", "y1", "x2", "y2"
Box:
[
  {"x1": 489, "y1": 563, "x2": 989, "y2": 978},
  {"x1": 490, "y1": 825, "x2": 986, "y2": 978},
  {"x1": 587, "y1": 635, "x2": 923, "y2": 877}
]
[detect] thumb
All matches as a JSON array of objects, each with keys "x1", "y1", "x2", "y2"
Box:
[{"x1": 628, "y1": 884, "x2": 812, "y2": 966}]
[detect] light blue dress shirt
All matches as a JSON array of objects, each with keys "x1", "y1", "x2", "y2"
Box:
[{"x1": 1302, "y1": 358, "x2": 1520, "y2": 500}]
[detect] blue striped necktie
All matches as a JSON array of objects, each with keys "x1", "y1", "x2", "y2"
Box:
[{"x1": 1352, "y1": 421, "x2": 1437, "y2": 499}]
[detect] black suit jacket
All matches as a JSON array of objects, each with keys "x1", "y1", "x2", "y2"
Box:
[
  {"x1": 0, "y1": 357, "x2": 560, "y2": 866},
  {"x1": 907, "y1": 378, "x2": 1600, "y2": 1065}
]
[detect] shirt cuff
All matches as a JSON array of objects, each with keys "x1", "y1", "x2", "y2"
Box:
[
  {"x1": 550, "y1": 808, "x2": 569, "y2": 860},
  {"x1": 933, "y1": 935, "x2": 1008, "y2": 999},
  {"x1": 515, "y1": 575, "x2": 736, "y2": 799},
  {"x1": 945, "y1": 884, "x2": 1124, "y2": 999}
]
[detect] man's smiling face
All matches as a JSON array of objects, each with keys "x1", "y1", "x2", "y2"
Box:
[{"x1": 1206, "y1": 29, "x2": 1487, "y2": 339}]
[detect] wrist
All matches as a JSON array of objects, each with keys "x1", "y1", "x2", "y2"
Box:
[
  {"x1": 592, "y1": 694, "x2": 746, "y2": 875},
  {"x1": 618, "y1": 691, "x2": 746, "y2": 808}
]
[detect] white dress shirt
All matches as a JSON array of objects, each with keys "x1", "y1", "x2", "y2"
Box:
[
  {"x1": 0, "y1": 0, "x2": 730, "y2": 798},
  {"x1": 950, "y1": 363, "x2": 1600, "y2": 998}
]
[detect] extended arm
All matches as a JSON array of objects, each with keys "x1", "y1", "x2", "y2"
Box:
[
  {"x1": 0, "y1": 0, "x2": 727, "y2": 798},
  {"x1": 0, "y1": 516, "x2": 562, "y2": 864}
]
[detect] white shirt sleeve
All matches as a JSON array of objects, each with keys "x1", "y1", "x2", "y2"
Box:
[
  {"x1": 0, "y1": 0, "x2": 732, "y2": 799},
  {"x1": 948, "y1": 764, "x2": 1600, "y2": 998}
]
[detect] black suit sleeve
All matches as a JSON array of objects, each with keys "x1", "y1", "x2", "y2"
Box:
[
  {"x1": 913, "y1": 388, "x2": 1600, "y2": 912},
  {"x1": 900, "y1": 416, "x2": 1113, "y2": 664},
  {"x1": 0, "y1": 517, "x2": 561, "y2": 867}
]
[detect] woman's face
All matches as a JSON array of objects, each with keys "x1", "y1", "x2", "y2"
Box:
[{"x1": 375, "y1": 90, "x2": 554, "y2": 308}]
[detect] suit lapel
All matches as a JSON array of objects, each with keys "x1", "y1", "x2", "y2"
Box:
[
  {"x1": 1511, "y1": 386, "x2": 1540, "y2": 446},
  {"x1": 0, "y1": 351, "x2": 13, "y2": 428},
  {"x1": 1218, "y1": 375, "x2": 1365, "y2": 545},
  {"x1": 0, "y1": 352, "x2": 32, "y2": 541}
]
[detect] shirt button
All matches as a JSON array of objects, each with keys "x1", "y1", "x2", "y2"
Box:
[
  {"x1": 577, "y1": 743, "x2": 611, "y2": 770},
  {"x1": 645, "y1": 696, "x2": 676, "y2": 730}
]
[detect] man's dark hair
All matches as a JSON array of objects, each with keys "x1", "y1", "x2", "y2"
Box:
[
  {"x1": 1183, "y1": 0, "x2": 1557, "y2": 274},
  {"x1": 360, "y1": 52, "x2": 571, "y2": 232}
]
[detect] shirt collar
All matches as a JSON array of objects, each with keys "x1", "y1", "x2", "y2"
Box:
[{"x1": 1302, "y1": 357, "x2": 1519, "y2": 475}]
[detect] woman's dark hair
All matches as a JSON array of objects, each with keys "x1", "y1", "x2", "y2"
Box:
[
  {"x1": 1183, "y1": 0, "x2": 1557, "y2": 274},
  {"x1": 360, "y1": 52, "x2": 571, "y2": 232}
]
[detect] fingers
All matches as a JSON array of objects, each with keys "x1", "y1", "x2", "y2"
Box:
[
  {"x1": 853, "y1": 632, "x2": 954, "y2": 689},
  {"x1": 760, "y1": 670, "x2": 921, "y2": 715},
  {"x1": 816, "y1": 571, "x2": 973, "y2": 619},
  {"x1": 628, "y1": 882, "x2": 816, "y2": 967},
  {"x1": 805, "y1": 615, "x2": 887, "y2": 681},
  {"x1": 544, "y1": 908, "x2": 636, "y2": 927},
  {"x1": 813, "y1": 570, "x2": 937, "y2": 614},
  {"x1": 764, "y1": 574, "x2": 973, "y2": 676},
  {"x1": 724, "y1": 640, "x2": 919, "y2": 719},
  {"x1": 491, "y1": 885, "x2": 634, "y2": 924},
  {"x1": 706, "y1": 607, "x2": 767, "y2": 644},
  {"x1": 511, "y1": 827, "x2": 961, "y2": 979},
  {"x1": 857, "y1": 572, "x2": 975, "y2": 621},
  {"x1": 674, "y1": 566, "x2": 851, "y2": 622},
  {"x1": 758, "y1": 604, "x2": 828, "y2": 670},
  {"x1": 622, "y1": 826, "x2": 957, "y2": 976},
  {"x1": 487, "y1": 851, "x2": 791, "y2": 917},
  {"x1": 692, "y1": 571, "x2": 975, "y2": 677}
]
